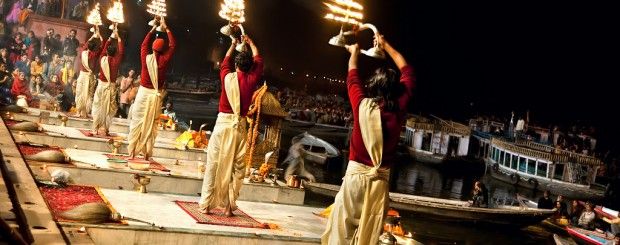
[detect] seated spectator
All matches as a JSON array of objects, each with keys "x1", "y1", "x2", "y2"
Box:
[
  {"x1": 470, "y1": 181, "x2": 489, "y2": 208},
  {"x1": 11, "y1": 70, "x2": 31, "y2": 102},
  {"x1": 14, "y1": 53, "x2": 30, "y2": 75},
  {"x1": 578, "y1": 202, "x2": 596, "y2": 230},
  {"x1": 567, "y1": 200, "x2": 583, "y2": 226},
  {"x1": 30, "y1": 55, "x2": 43, "y2": 77},
  {"x1": 537, "y1": 190, "x2": 554, "y2": 209}
]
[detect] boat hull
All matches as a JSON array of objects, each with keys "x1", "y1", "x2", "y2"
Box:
[
  {"x1": 566, "y1": 227, "x2": 613, "y2": 245},
  {"x1": 305, "y1": 182, "x2": 554, "y2": 227},
  {"x1": 487, "y1": 161, "x2": 604, "y2": 200}
]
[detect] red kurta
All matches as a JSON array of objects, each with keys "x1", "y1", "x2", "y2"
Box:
[
  {"x1": 347, "y1": 66, "x2": 415, "y2": 168},
  {"x1": 10, "y1": 76, "x2": 31, "y2": 100},
  {"x1": 218, "y1": 55, "x2": 264, "y2": 116},
  {"x1": 80, "y1": 46, "x2": 102, "y2": 73},
  {"x1": 139, "y1": 31, "x2": 176, "y2": 89},
  {"x1": 97, "y1": 39, "x2": 125, "y2": 83}
]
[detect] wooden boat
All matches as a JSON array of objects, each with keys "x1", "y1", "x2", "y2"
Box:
[
  {"x1": 402, "y1": 115, "x2": 472, "y2": 165},
  {"x1": 305, "y1": 182, "x2": 555, "y2": 227},
  {"x1": 554, "y1": 234, "x2": 578, "y2": 245},
  {"x1": 482, "y1": 136, "x2": 605, "y2": 200},
  {"x1": 566, "y1": 226, "x2": 616, "y2": 245},
  {"x1": 292, "y1": 133, "x2": 340, "y2": 165}
]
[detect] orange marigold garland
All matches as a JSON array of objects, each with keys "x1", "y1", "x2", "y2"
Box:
[{"x1": 245, "y1": 83, "x2": 268, "y2": 172}]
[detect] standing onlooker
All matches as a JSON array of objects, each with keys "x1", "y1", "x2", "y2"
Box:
[
  {"x1": 537, "y1": 190, "x2": 554, "y2": 209},
  {"x1": 118, "y1": 69, "x2": 136, "y2": 118},
  {"x1": 61, "y1": 75, "x2": 77, "y2": 111},
  {"x1": 62, "y1": 29, "x2": 79, "y2": 66},
  {"x1": 36, "y1": 0, "x2": 49, "y2": 16},
  {"x1": 53, "y1": 33, "x2": 62, "y2": 56},
  {"x1": 41, "y1": 28, "x2": 55, "y2": 61}
]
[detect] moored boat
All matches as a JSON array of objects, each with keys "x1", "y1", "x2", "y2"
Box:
[
  {"x1": 402, "y1": 115, "x2": 472, "y2": 165},
  {"x1": 566, "y1": 226, "x2": 616, "y2": 245},
  {"x1": 485, "y1": 137, "x2": 605, "y2": 200},
  {"x1": 305, "y1": 182, "x2": 554, "y2": 227}
]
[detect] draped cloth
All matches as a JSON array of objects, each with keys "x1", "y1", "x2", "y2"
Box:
[
  {"x1": 322, "y1": 98, "x2": 389, "y2": 245},
  {"x1": 199, "y1": 72, "x2": 247, "y2": 211},
  {"x1": 127, "y1": 54, "x2": 163, "y2": 157},
  {"x1": 75, "y1": 51, "x2": 96, "y2": 117},
  {"x1": 91, "y1": 57, "x2": 117, "y2": 133}
]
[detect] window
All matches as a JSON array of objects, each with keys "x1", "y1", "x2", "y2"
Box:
[
  {"x1": 504, "y1": 153, "x2": 511, "y2": 166},
  {"x1": 491, "y1": 147, "x2": 495, "y2": 160},
  {"x1": 537, "y1": 161, "x2": 548, "y2": 178},
  {"x1": 519, "y1": 157, "x2": 527, "y2": 172},
  {"x1": 554, "y1": 164, "x2": 565, "y2": 181},
  {"x1": 511, "y1": 154, "x2": 518, "y2": 169},
  {"x1": 527, "y1": 159, "x2": 536, "y2": 175},
  {"x1": 499, "y1": 150, "x2": 505, "y2": 164}
]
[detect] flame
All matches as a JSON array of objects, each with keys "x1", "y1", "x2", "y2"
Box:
[
  {"x1": 86, "y1": 3, "x2": 102, "y2": 26},
  {"x1": 147, "y1": 0, "x2": 167, "y2": 17},
  {"x1": 219, "y1": 0, "x2": 245, "y2": 23},
  {"x1": 323, "y1": 0, "x2": 363, "y2": 25},
  {"x1": 107, "y1": 1, "x2": 125, "y2": 24},
  {"x1": 324, "y1": 3, "x2": 363, "y2": 20},
  {"x1": 334, "y1": 0, "x2": 363, "y2": 10}
]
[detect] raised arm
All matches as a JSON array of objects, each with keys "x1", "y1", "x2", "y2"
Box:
[
  {"x1": 100, "y1": 39, "x2": 111, "y2": 58},
  {"x1": 114, "y1": 28, "x2": 124, "y2": 60},
  {"x1": 344, "y1": 44, "x2": 364, "y2": 108},
  {"x1": 160, "y1": 17, "x2": 176, "y2": 58},
  {"x1": 378, "y1": 35, "x2": 408, "y2": 70},
  {"x1": 245, "y1": 35, "x2": 259, "y2": 57},
  {"x1": 346, "y1": 44, "x2": 359, "y2": 71},
  {"x1": 244, "y1": 35, "x2": 263, "y2": 74},
  {"x1": 141, "y1": 25, "x2": 156, "y2": 58},
  {"x1": 220, "y1": 38, "x2": 237, "y2": 79}
]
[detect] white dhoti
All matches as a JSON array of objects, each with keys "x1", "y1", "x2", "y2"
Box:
[
  {"x1": 199, "y1": 113, "x2": 247, "y2": 210},
  {"x1": 322, "y1": 98, "x2": 388, "y2": 245},
  {"x1": 127, "y1": 86, "x2": 162, "y2": 157},
  {"x1": 127, "y1": 54, "x2": 162, "y2": 158},
  {"x1": 75, "y1": 51, "x2": 95, "y2": 117},
  {"x1": 91, "y1": 80, "x2": 117, "y2": 133},
  {"x1": 199, "y1": 71, "x2": 246, "y2": 211}
]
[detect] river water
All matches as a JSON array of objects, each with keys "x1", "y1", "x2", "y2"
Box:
[{"x1": 173, "y1": 97, "x2": 554, "y2": 245}]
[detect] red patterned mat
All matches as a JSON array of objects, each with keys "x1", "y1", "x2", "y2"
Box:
[
  {"x1": 174, "y1": 201, "x2": 268, "y2": 229},
  {"x1": 3, "y1": 118, "x2": 22, "y2": 127},
  {"x1": 78, "y1": 129, "x2": 123, "y2": 140},
  {"x1": 104, "y1": 154, "x2": 170, "y2": 172},
  {"x1": 39, "y1": 185, "x2": 123, "y2": 224},
  {"x1": 17, "y1": 144, "x2": 63, "y2": 156}
]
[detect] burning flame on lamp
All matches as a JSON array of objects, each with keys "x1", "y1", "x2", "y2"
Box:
[
  {"x1": 324, "y1": 0, "x2": 363, "y2": 47},
  {"x1": 86, "y1": 3, "x2": 103, "y2": 26},
  {"x1": 219, "y1": 0, "x2": 245, "y2": 24},
  {"x1": 107, "y1": 1, "x2": 125, "y2": 24},
  {"x1": 146, "y1": 0, "x2": 167, "y2": 17}
]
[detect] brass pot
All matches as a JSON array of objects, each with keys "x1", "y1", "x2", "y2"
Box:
[{"x1": 287, "y1": 175, "x2": 300, "y2": 188}]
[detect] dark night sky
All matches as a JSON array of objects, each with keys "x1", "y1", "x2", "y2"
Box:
[{"x1": 121, "y1": 0, "x2": 616, "y2": 152}]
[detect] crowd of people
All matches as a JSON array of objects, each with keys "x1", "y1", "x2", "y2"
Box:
[{"x1": 276, "y1": 88, "x2": 353, "y2": 127}]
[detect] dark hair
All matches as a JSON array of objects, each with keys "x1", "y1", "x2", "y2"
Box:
[
  {"x1": 70, "y1": 29, "x2": 77, "y2": 34},
  {"x1": 234, "y1": 51, "x2": 253, "y2": 72},
  {"x1": 366, "y1": 67, "x2": 404, "y2": 112},
  {"x1": 106, "y1": 42, "x2": 117, "y2": 56},
  {"x1": 87, "y1": 39, "x2": 100, "y2": 51}
]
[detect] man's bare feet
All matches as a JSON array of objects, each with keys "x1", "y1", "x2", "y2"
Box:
[
  {"x1": 199, "y1": 207, "x2": 210, "y2": 214},
  {"x1": 224, "y1": 205, "x2": 234, "y2": 217}
]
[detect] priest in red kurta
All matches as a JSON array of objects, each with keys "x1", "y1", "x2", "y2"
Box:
[
  {"x1": 91, "y1": 27, "x2": 125, "y2": 136},
  {"x1": 74, "y1": 29, "x2": 103, "y2": 118},
  {"x1": 322, "y1": 35, "x2": 415, "y2": 245},
  {"x1": 127, "y1": 18, "x2": 176, "y2": 160},
  {"x1": 199, "y1": 35, "x2": 263, "y2": 217}
]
